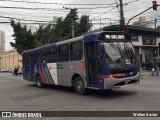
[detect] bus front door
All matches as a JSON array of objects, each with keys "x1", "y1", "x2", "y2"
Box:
[
  {"x1": 29, "y1": 54, "x2": 34, "y2": 81},
  {"x1": 85, "y1": 42, "x2": 99, "y2": 87}
]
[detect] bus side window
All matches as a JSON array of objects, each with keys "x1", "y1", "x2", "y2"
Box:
[
  {"x1": 34, "y1": 52, "x2": 38, "y2": 64},
  {"x1": 36, "y1": 52, "x2": 41, "y2": 64},
  {"x1": 58, "y1": 44, "x2": 69, "y2": 62},
  {"x1": 49, "y1": 47, "x2": 57, "y2": 63},
  {"x1": 70, "y1": 41, "x2": 83, "y2": 61},
  {"x1": 41, "y1": 49, "x2": 49, "y2": 63}
]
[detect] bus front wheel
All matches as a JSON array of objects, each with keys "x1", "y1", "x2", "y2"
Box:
[
  {"x1": 74, "y1": 77, "x2": 86, "y2": 95},
  {"x1": 37, "y1": 75, "x2": 44, "y2": 88}
]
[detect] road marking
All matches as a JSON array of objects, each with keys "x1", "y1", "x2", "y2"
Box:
[{"x1": 0, "y1": 80, "x2": 11, "y2": 83}]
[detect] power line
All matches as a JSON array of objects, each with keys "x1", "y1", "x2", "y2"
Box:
[
  {"x1": 75, "y1": 6, "x2": 117, "y2": 9},
  {"x1": 90, "y1": 7, "x2": 117, "y2": 21},
  {"x1": 0, "y1": 11, "x2": 63, "y2": 19},
  {"x1": 0, "y1": 5, "x2": 118, "y2": 11},
  {"x1": 125, "y1": 9, "x2": 160, "y2": 22},
  {"x1": 123, "y1": 0, "x2": 139, "y2": 6},
  {"x1": 114, "y1": 0, "x2": 119, "y2": 10},
  {"x1": 0, "y1": 22, "x2": 46, "y2": 24},
  {"x1": 0, "y1": 6, "x2": 64, "y2": 11},
  {"x1": 0, "y1": 0, "x2": 117, "y2": 6},
  {"x1": 0, "y1": 15, "x2": 50, "y2": 22}
]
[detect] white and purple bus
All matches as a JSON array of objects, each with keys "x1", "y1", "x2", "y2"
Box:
[{"x1": 23, "y1": 31, "x2": 140, "y2": 94}]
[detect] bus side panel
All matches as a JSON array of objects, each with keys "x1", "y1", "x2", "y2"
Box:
[
  {"x1": 46, "y1": 63, "x2": 58, "y2": 85},
  {"x1": 23, "y1": 53, "x2": 34, "y2": 82},
  {"x1": 57, "y1": 62, "x2": 71, "y2": 86},
  {"x1": 23, "y1": 65, "x2": 31, "y2": 81},
  {"x1": 69, "y1": 60, "x2": 87, "y2": 87}
]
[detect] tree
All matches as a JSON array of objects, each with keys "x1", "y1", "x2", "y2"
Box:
[
  {"x1": 60, "y1": 8, "x2": 78, "y2": 40},
  {"x1": 10, "y1": 19, "x2": 35, "y2": 55},
  {"x1": 10, "y1": 9, "x2": 92, "y2": 52},
  {"x1": 76, "y1": 15, "x2": 91, "y2": 36},
  {"x1": 34, "y1": 24, "x2": 54, "y2": 47}
]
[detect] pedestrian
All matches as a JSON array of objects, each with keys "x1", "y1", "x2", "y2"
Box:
[
  {"x1": 13, "y1": 67, "x2": 16, "y2": 76},
  {"x1": 151, "y1": 59, "x2": 159, "y2": 76},
  {"x1": 13, "y1": 66, "x2": 18, "y2": 76}
]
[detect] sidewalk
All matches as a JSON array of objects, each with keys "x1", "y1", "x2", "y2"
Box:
[{"x1": 140, "y1": 68, "x2": 160, "y2": 79}]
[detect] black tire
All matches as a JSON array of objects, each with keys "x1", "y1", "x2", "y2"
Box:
[
  {"x1": 106, "y1": 89, "x2": 112, "y2": 92},
  {"x1": 74, "y1": 77, "x2": 86, "y2": 95},
  {"x1": 37, "y1": 75, "x2": 44, "y2": 88}
]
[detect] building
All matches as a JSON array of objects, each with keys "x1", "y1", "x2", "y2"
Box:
[
  {"x1": 0, "y1": 30, "x2": 5, "y2": 53},
  {"x1": 133, "y1": 16, "x2": 155, "y2": 29},
  {"x1": 103, "y1": 25, "x2": 160, "y2": 63},
  {"x1": 133, "y1": 16, "x2": 148, "y2": 27},
  {"x1": 0, "y1": 49, "x2": 22, "y2": 69}
]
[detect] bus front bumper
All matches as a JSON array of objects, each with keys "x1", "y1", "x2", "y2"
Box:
[{"x1": 103, "y1": 72, "x2": 140, "y2": 89}]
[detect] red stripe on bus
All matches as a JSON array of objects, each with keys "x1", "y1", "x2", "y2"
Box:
[
  {"x1": 38, "y1": 67, "x2": 46, "y2": 84},
  {"x1": 99, "y1": 74, "x2": 125, "y2": 78}
]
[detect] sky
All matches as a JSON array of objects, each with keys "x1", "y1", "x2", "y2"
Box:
[{"x1": 0, "y1": 0, "x2": 159, "y2": 51}]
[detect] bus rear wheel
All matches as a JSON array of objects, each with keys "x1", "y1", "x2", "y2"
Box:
[
  {"x1": 74, "y1": 77, "x2": 86, "y2": 95},
  {"x1": 37, "y1": 75, "x2": 44, "y2": 88}
]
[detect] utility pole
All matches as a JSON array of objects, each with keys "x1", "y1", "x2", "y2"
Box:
[
  {"x1": 155, "y1": 18, "x2": 157, "y2": 29},
  {"x1": 119, "y1": 0, "x2": 125, "y2": 30},
  {"x1": 63, "y1": 7, "x2": 77, "y2": 38},
  {"x1": 71, "y1": 8, "x2": 75, "y2": 38},
  {"x1": 100, "y1": 18, "x2": 101, "y2": 29}
]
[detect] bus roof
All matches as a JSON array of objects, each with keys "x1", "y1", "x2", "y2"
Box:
[
  {"x1": 23, "y1": 43, "x2": 56, "y2": 54},
  {"x1": 23, "y1": 31, "x2": 128, "y2": 54}
]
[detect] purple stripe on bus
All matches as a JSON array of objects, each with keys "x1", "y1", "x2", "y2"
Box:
[
  {"x1": 44, "y1": 64, "x2": 54, "y2": 85},
  {"x1": 41, "y1": 64, "x2": 50, "y2": 84}
]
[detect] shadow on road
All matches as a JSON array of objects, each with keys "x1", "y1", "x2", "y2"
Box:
[
  {"x1": 87, "y1": 89, "x2": 138, "y2": 99},
  {"x1": 27, "y1": 84, "x2": 75, "y2": 93},
  {"x1": 26, "y1": 84, "x2": 137, "y2": 99}
]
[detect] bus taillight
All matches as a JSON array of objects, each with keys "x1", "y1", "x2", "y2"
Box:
[{"x1": 80, "y1": 61, "x2": 85, "y2": 69}]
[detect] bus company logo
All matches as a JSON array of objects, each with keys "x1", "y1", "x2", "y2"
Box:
[
  {"x1": 70, "y1": 63, "x2": 75, "y2": 69},
  {"x1": 2, "y1": 112, "x2": 11, "y2": 117}
]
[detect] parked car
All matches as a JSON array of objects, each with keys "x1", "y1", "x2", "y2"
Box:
[
  {"x1": 18, "y1": 68, "x2": 23, "y2": 74},
  {"x1": 141, "y1": 57, "x2": 160, "y2": 70}
]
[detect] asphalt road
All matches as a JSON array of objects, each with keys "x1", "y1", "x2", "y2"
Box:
[{"x1": 0, "y1": 72, "x2": 160, "y2": 120}]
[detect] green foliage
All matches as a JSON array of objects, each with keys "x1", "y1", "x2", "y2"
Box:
[
  {"x1": 10, "y1": 19, "x2": 35, "y2": 55},
  {"x1": 34, "y1": 24, "x2": 54, "y2": 47},
  {"x1": 10, "y1": 9, "x2": 92, "y2": 53},
  {"x1": 76, "y1": 15, "x2": 92, "y2": 36}
]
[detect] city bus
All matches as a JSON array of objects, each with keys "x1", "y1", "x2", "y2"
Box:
[{"x1": 23, "y1": 31, "x2": 140, "y2": 94}]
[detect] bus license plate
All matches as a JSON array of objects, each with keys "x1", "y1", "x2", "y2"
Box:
[{"x1": 125, "y1": 80, "x2": 131, "y2": 85}]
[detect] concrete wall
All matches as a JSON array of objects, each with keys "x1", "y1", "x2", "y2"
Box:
[{"x1": 0, "y1": 50, "x2": 22, "y2": 69}]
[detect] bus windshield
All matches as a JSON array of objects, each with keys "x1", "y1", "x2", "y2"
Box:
[{"x1": 103, "y1": 42, "x2": 137, "y2": 69}]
